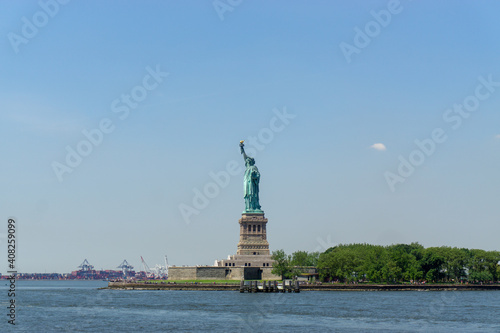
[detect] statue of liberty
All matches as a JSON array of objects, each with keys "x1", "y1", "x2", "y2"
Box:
[{"x1": 240, "y1": 141, "x2": 263, "y2": 213}]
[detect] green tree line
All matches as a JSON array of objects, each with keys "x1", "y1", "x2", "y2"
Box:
[
  {"x1": 271, "y1": 250, "x2": 319, "y2": 280},
  {"x1": 272, "y1": 243, "x2": 500, "y2": 283}
]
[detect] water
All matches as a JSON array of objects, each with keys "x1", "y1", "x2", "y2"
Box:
[{"x1": 1, "y1": 280, "x2": 499, "y2": 332}]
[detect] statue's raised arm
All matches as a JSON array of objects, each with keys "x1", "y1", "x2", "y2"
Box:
[{"x1": 239, "y1": 140, "x2": 248, "y2": 161}]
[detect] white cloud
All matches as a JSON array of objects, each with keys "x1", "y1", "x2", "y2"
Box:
[
  {"x1": 495, "y1": 134, "x2": 500, "y2": 139},
  {"x1": 370, "y1": 143, "x2": 387, "y2": 151}
]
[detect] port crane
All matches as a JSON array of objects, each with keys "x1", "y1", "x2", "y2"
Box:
[
  {"x1": 117, "y1": 259, "x2": 134, "y2": 277},
  {"x1": 78, "y1": 259, "x2": 94, "y2": 271},
  {"x1": 164, "y1": 255, "x2": 169, "y2": 278},
  {"x1": 140, "y1": 255, "x2": 168, "y2": 279},
  {"x1": 140, "y1": 256, "x2": 153, "y2": 278}
]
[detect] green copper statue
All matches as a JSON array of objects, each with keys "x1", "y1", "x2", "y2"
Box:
[{"x1": 240, "y1": 141, "x2": 263, "y2": 213}]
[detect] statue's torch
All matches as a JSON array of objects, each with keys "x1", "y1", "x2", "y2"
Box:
[{"x1": 240, "y1": 140, "x2": 245, "y2": 154}]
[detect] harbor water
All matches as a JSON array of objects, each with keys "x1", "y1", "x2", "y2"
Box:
[{"x1": 1, "y1": 280, "x2": 499, "y2": 332}]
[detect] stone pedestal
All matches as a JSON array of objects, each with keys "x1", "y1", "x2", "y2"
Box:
[
  {"x1": 237, "y1": 213, "x2": 269, "y2": 255},
  {"x1": 215, "y1": 212, "x2": 277, "y2": 279}
]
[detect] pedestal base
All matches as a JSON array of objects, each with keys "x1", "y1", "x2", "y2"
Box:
[
  {"x1": 215, "y1": 213, "x2": 274, "y2": 274},
  {"x1": 217, "y1": 254, "x2": 274, "y2": 268},
  {"x1": 237, "y1": 213, "x2": 269, "y2": 255}
]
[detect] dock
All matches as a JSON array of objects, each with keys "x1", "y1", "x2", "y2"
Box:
[{"x1": 239, "y1": 280, "x2": 300, "y2": 293}]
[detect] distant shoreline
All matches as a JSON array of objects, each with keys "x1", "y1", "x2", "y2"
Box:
[{"x1": 105, "y1": 282, "x2": 500, "y2": 291}]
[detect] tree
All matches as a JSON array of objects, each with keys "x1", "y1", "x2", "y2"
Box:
[
  {"x1": 290, "y1": 251, "x2": 320, "y2": 267},
  {"x1": 308, "y1": 252, "x2": 320, "y2": 267},
  {"x1": 290, "y1": 251, "x2": 309, "y2": 267},
  {"x1": 289, "y1": 243, "x2": 498, "y2": 284},
  {"x1": 382, "y1": 260, "x2": 402, "y2": 283},
  {"x1": 467, "y1": 249, "x2": 500, "y2": 282},
  {"x1": 420, "y1": 248, "x2": 445, "y2": 282},
  {"x1": 317, "y1": 246, "x2": 360, "y2": 282},
  {"x1": 271, "y1": 250, "x2": 292, "y2": 280},
  {"x1": 387, "y1": 244, "x2": 421, "y2": 282}
]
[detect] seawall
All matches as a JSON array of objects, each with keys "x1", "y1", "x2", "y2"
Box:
[{"x1": 106, "y1": 282, "x2": 500, "y2": 291}]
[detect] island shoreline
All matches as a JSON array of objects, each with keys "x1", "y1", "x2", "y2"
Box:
[{"x1": 104, "y1": 282, "x2": 500, "y2": 291}]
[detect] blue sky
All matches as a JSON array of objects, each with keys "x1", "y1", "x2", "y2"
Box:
[{"x1": 1, "y1": 0, "x2": 500, "y2": 273}]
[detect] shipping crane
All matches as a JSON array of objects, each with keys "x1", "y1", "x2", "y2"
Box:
[
  {"x1": 151, "y1": 255, "x2": 168, "y2": 279},
  {"x1": 140, "y1": 255, "x2": 168, "y2": 279},
  {"x1": 164, "y1": 255, "x2": 169, "y2": 279},
  {"x1": 78, "y1": 259, "x2": 94, "y2": 271},
  {"x1": 141, "y1": 256, "x2": 154, "y2": 278},
  {"x1": 117, "y1": 259, "x2": 134, "y2": 277}
]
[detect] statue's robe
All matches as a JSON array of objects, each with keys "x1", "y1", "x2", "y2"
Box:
[{"x1": 244, "y1": 165, "x2": 261, "y2": 211}]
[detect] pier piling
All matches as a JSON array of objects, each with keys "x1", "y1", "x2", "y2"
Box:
[{"x1": 237, "y1": 280, "x2": 300, "y2": 293}]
